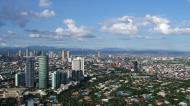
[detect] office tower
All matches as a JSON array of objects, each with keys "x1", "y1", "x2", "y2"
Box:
[
  {"x1": 97, "y1": 51, "x2": 100, "y2": 58},
  {"x1": 25, "y1": 58, "x2": 35, "y2": 87},
  {"x1": 49, "y1": 51, "x2": 54, "y2": 58},
  {"x1": 15, "y1": 72, "x2": 25, "y2": 87},
  {"x1": 29, "y1": 51, "x2": 33, "y2": 57},
  {"x1": 26, "y1": 49, "x2": 29, "y2": 57},
  {"x1": 15, "y1": 73, "x2": 20, "y2": 87},
  {"x1": 38, "y1": 56, "x2": 49, "y2": 89},
  {"x1": 66, "y1": 51, "x2": 70, "y2": 58},
  {"x1": 71, "y1": 70, "x2": 83, "y2": 81},
  {"x1": 7, "y1": 51, "x2": 10, "y2": 57},
  {"x1": 60, "y1": 71, "x2": 68, "y2": 84},
  {"x1": 18, "y1": 50, "x2": 22, "y2": 57},
  {"x1": 72, "y1": 59, "x2": 81, "y2": 70},
  {"x1": 51, "y1": 71, "x2": 61, "y2": 89},
  {"x1": 33, "y1": 50, "x2": 36, "y2": 56},
  {"x1": 72, "y1": 57, "x2": 85, "y2": 75},
  {"x1": 61, "y1": 50, "x2": 66, "y2": 64},
  {"x1": 51, "y1": 70, "x2": 68, "y2": 89},
  {"x1": 62, "y1": 50, "x2": 70, "y2": 64},
  {"x1": 133, "y1": 61, "x2": 138, "y2": 72}
]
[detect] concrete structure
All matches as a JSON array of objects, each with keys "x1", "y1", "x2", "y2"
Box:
[
  {"x1": 62, "y1": 50, "x2": 70, "y2": 64},
  {"x1": 51, "y1": 71, "x2": 60, "y2": 89},
  {"x1": 25, "y1": 58, "x2": 35, "y2": 87},
  {"x1": 15, "y1": 72, "x2": 25, "y2": 87},
  {"x1": 72, "y1": 57, "x2": 85, "y2": 75},
  {"x1": 0, "y1": 88, "x2": 26, "y2": 98},
  {"x1": 38, "y1": 56, "x2": 49, "y2": 89}
]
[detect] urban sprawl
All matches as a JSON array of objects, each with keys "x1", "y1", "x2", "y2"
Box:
[{"x1": 0, "y1": 49, "x2": 190, "y2": 106}]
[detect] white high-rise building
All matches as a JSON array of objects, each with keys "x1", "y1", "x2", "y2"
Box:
[
  {"x1": 72, "y1": 57, "x2": 85, "y2": 75},
  {"x1": 19, "y1": 50, "x2": 22, "y2": 57}
]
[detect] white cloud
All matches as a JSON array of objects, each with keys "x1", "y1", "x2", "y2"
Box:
[
  {"x1": 55, "y1": 19, "x2": 92, "y2": 37},
  {"x1": 101, "y1": 16, "x2": 138, "y2": 35},
  {"x1": 36, "y1": 9, "x2": 55, "y2": 18},
  {"x1": 145, "y1": 15, "x2": 190, "y2": 34},
  {"x1": 101, "y1": 15, "x2": 190, "y2": 36},
  {"x1": 29, "y1": 33, "x2": 40, "y2": 38},
  {"x1": 39, "y1": 0, "x2": 52, "y2": 7}
]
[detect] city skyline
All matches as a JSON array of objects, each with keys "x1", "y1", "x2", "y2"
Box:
[{"x1": 1, "y1": 0, "x2": 190, "y2": 51}]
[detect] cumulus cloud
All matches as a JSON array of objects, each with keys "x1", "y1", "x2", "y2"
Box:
[
  {"x1": 0, "y1": 1, "x2": 55, "y2": 28},
  {"x1": 101, "y1": 16, "x2": 138, "y2": 35},
  {"x1": 55, "y1": 19, "x2": 93, "y2": 37},
  {"x1": 145, "y1": 15, "x2": 190, "y2": 34},
  {"x1": 39, "y1": 0, "x2": 52, "y2": 7},
  {"x1": 101, "y1": 15, "x2": 190, "y2": 35},
  {"x1": 35, "y1": 9, "x2": 55, "y2": 18}
]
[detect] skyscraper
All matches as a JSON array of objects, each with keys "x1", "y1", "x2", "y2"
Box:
[
  {"x1": 18, "y1": 50, "x2": 22, "y2": 57},
  {"x1": 72, "y1": 57, "x2": 85, "y2": 75},
  {"x1": 26, "y1": 49, "x2": 29, "y2": 57},
  {"x1": 51, "y1": 71, "x2": 60, "y2": 89},
  {"x1": 72, "y1": 57, "x2": 85, "y2": 79},
  {"x1": 51, "y1": 71, "x2": 68, "y2": 89},
  {"x1": 133, "y1": 61, "x2": 138, "y2": 72},
  {"x1": 62, "y1": 50, "x2": 70, "y2": 64},
  {"x1": 25, "y1": 58, "x2": 35, "y2": 87},
  {"x1": 38, "y1": 56, "x2": 49, "y2": 89},
  {"x1": 15, "y1": 72, "x2": 25, "y2": 87}
]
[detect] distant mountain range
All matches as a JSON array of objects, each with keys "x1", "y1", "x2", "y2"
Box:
[{"x1": 0, "y1": 46, "x2": 190, "y2": 56}]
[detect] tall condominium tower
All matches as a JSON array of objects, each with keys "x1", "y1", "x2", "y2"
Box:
[
  {"x1": 38, "y1": 56, "x2": 49, "y2": 89},
  {"x1": 72, "y1": 57, "x2": 85, "y2": 75},
  {"x1": 25, "y1": 58, "x2": 35, "y2": 87}
]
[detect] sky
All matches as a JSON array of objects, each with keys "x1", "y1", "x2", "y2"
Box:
[{"x1": 0, "y1": 0, "x2": 190, "y2": 51}]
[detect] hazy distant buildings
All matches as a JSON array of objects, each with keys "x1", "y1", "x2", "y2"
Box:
[
  {"x1": 62, "y1": 50, "x2": 70, "y2": 64},
  {"x1": 25, "y1": 58, "x2": 35, "y2": 88},
  {"x1": 38, "y1": 56, "x2": 49, "y2": 89},
  {"x1": 26, "y1": 49, "x2": 29, "y2": 57},
  {"x1": 18, "y1": 50, "x2": 22, "y2": 57}
]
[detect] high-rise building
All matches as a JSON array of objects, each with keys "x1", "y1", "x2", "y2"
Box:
[
  {"x1": 61, "y1": 50, "x2": 70, "y2": 64},
  {"x1": 51, "y1": 71, "x2": 68, "y2": 89},
  {"x1": 15, "y1": 72, "x2": 25, "y2": 87},
  {"x1": 61, "y1": 50, "x2": 66, "y2": 64},
  {"x1": 26, "y1": 49, "x2": 29, "y2": 57},
  {"x1": 72, "y1": 57, "x2": 85, "y2": 75},
  {"x1": 18, "y1": 50, "x2": 22, "y2": 57},
  {"x1": 66, "y1": 51, "x2": 70, "y2": 58},
  {"x1": 25, "y1": 58, "x2": 35, "y2": 87},
  {"x1": 97, "y1": 51, "x2": 100, "y2": 58},
  {"x1": 51, "y1": 71, "x2": 61, "y2": 89},
  {"x1": 133, "y1": 61, "x2": 138, "y2": 72},
  {"x1": 71, "y1": 70, "x2": 83, "y2": 81},
  {"x1": 38, "y1": 56, "x2": 49, "y2": 89}
]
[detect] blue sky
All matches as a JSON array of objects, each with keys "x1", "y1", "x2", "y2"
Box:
[{"x1": 0, "y1": 0, "x2": 190, "y2": 51}]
